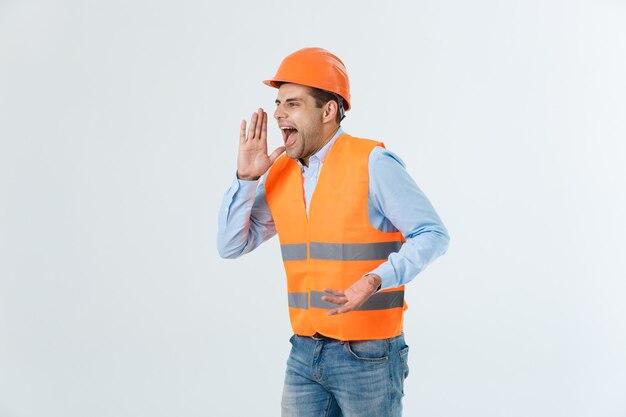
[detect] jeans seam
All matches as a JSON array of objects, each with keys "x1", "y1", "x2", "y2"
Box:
[
  {"x1": 323, "y1": 396, "x2": 334, "y2": 417},
  {"x1": 387, "y1": 339, "x2": 393, "y2": 410}
]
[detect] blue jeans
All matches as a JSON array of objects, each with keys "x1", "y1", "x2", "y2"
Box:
[{"x1": 281, "y1": 333, "x2": 409, "y2": 417}]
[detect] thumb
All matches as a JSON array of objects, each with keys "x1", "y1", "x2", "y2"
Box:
[{"x1": 269, "y1": 146, "x2": 286, "y2": 164}]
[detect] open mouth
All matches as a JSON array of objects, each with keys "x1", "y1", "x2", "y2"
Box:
[{"x1": 281, "y1": 127, "x2": 298, "y2": 148}]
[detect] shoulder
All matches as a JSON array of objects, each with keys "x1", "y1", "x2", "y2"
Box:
[
  {"x1": 267, "y1": 153, "x2": 293, "y2": 175},
  {"x1": 341, "y1": 134, "x2": 406, "y2": 167},
  {"x1": 266, "y1": 154, "x2": 298, "y2": 189},
  {"x1": 340, "y1": 134, "x2": 382, "y2": 150},
  {"x1": 369, "y1": 146, "x2": 407, "y2": 170}
]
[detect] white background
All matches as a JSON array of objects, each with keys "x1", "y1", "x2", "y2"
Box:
[{"x1": 1, "y1": 0, "x2": 626, "y2": 416}]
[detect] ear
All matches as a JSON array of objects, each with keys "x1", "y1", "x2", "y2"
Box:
[{"x1": 322, "y1": 100, "x2": 338, "y2": 123}]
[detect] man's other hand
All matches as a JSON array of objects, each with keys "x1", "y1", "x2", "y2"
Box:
[{"x1": 321, "y1": 274, "x2": 382, "y2": 316}]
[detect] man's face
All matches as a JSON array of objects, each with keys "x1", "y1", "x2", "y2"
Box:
[{"x1": 274, "y1": 83, "x2": 325, "y2": 161}]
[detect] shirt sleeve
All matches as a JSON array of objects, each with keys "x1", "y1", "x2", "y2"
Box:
[
  {"x1": 366, "y1": 147, "x2": 450, "y2": 290},
  {"x1": 217, "y1": 174, "x2": 277, "y2": 258}
]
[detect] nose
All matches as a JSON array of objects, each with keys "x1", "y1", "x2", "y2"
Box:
[{"x1": 274, "y1": 104, "x2": 286, "y2": 120}]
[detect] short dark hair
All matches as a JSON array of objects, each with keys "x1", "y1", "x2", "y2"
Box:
[
  {"x1": 275, "y1": 82, "x2": 345, "y2": 124},
  {"x1": 307, "y1": 87, "x2": 345, "y2": 124}
]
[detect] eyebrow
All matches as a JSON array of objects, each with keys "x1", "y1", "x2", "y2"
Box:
[{"x1": 275, "y1": 97, "x2": 304, "y2": 105}]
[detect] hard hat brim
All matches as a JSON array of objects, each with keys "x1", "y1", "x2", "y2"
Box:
[{"x1": 262, "y1": 78, "x2": 351, "y2": 111}]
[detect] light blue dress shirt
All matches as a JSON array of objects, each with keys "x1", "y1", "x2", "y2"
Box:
[{"x1": 217, "y1": 128, "x2": 450, "y2": 291}]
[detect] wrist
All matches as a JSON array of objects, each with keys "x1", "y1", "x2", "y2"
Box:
[
  {"x1": 363, "y1": 274, "x2": 382, "y2": 292},
  {"x1": 236, "y1": 171, "x2": 260, "y2": 181}
]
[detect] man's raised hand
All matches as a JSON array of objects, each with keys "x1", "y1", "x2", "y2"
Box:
[{"x1": 237, "y1": 108, "x2": 286, "y2": 181}]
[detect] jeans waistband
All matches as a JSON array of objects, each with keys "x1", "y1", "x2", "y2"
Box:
[{"x1": 310, "y1": 332, "x2": 339, "y2": 341}]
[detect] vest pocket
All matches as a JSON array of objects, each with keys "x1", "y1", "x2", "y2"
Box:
[{"x1": 345, "y1": 339, "x2": 390, "y2": 362}]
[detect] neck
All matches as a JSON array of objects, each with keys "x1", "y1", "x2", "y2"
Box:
[{"x1": 300, "y1": 125, "x2": 340, "y2": 167}]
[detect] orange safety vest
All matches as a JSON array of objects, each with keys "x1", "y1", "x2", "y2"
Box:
[{"x1": 265, "y1": 134, "x2": 407, "y2": 341}]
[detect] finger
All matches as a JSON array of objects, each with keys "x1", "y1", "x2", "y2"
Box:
[
  {"x1": 321, "y1": 295, "x2": 348, "y2": 305},
  {"x1": 269, "y1": 146, "x2": 286, "y2": 164},
  {"x1": 247, "y1": 111, "x2": 258, "y2": 141},
  {"x1": 260, "y1": 111, "x2": 268, "y2": 143},
  {"x1": 327, "y1": 303, "x2": 354, "y2": 316},
  {"x1": 240, "y1": 120, "x2": 247, "y2": 143},
  {"x1": 254, "y1": 108, "x2": 263, "y2": 140},
  {"x1": 323, "y1": 288, "x2": 345, "y2": 297}
]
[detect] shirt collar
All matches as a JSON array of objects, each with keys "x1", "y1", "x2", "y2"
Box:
[{"x1": 296, "y1": 127, "x2": 345, "y2": 169}]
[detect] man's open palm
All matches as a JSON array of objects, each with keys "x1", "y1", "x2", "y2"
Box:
[{"x1": 237, "y1": 108, "x2": 285, "y2": 181}]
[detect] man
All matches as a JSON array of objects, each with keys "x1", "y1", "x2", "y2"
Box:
[{"x1": 218, "y1": 47, "x2": 449, "y2": 417}]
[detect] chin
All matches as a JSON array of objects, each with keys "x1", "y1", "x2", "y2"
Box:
[{"x1": 285, "y1": 149, "x2": 300, "y2": 159}]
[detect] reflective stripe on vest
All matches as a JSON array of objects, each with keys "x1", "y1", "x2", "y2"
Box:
[
  {"x1": 281, "y1": 241, "x2": 404, "y2": 261},
  {"x1": 288, "y1": 290, "x2": 405, "y2": 311}
]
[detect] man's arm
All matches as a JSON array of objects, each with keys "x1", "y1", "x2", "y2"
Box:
[
  {"x1": 366, "y1": 147, "x2": 450, "y2": 290},
  {"x1": 323, "y1": 146, "x2": 450, "y2": 314},
  {"x1": 217, "y1": 108, "x2": 285, "y2": 258},
  {"x1": 217, "y1": 176, "x2": 276, "y2": 258}
]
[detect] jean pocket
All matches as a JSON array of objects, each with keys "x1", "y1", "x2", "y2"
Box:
[
  {"x1": 345, "y1": 339, "x2": 390, "y2": 363},
  {"x1": 399, "y1": 345, "x2": 409, "y2": 379}
]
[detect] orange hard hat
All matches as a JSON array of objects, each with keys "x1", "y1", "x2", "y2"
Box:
[{"x1": 263, "y1": 47, "x2": 351, "y2": 111}]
